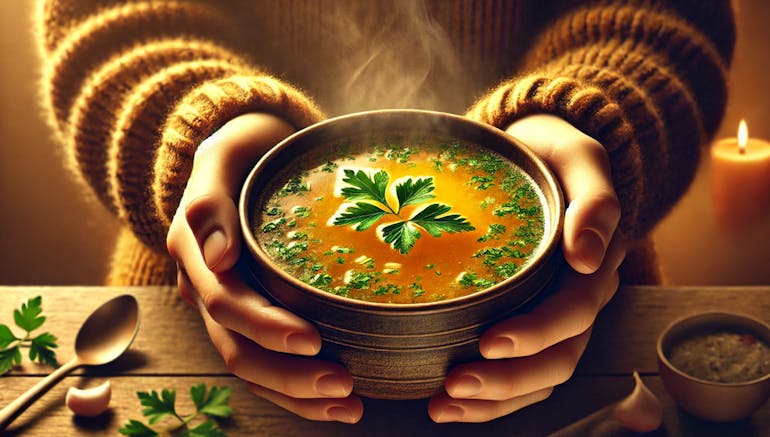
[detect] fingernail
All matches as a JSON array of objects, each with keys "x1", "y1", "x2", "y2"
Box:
[
  {"x1": 285, "y1": 332, "x2": 319, "y2": 355},
  {"x1": 450, "y1": 374, "x2": 482, "y2": 398},
  {"x1": 486, "y1": 336, "x2": 516, "y2": 358},
  {"x1": 326, "y1": 405, "x2": 355, "y2": 423},
  {"x1": 575, "y1": 229, "x2": 606, "y2": 272},
  {"x1": 435, "y1": 404, "x2": 465, "y2": 423},
  {"x1": 202, "y1": 228, "x2": 227, "y2": 269},
  {"x1": 315, "y1": 373, "x2": 349, "y2": 397}
]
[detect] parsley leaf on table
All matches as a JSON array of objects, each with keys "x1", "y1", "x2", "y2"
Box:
[
  {"x1": 0, "y1": 296, "x2": 59, "y2": 375},
  {"x1": 0, "y1": 325, "x2": 15, "y2": 349},
  {"x1": 139, "y1": 389, "x2": 178, "y2": 424},
  {"x1": 14, "y1": 296, "x2": 46, "y2": 331},
  {"x1": 120, "y1": 420, "x2": 158, "y2": 437},
  {"x1": 334, "y1": 169, "x2": 474, "y2": 254},
  {"x1": 120, "y1": 384, "x2": 233, "y2": 437},
  {"x1": 29, "y1": 332, "x2": 59, "y2": 368},
  {"x1": 181, "y1": 421, "x2": 227, "y2": 437}
]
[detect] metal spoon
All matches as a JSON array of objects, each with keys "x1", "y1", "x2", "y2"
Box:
[{"x1": 0, "y1": 294, "x2": 140, "y2": 430}]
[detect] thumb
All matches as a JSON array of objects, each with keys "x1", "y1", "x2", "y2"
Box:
[
  {"x1": 185, "y1": 195, "x2": 240, "y2": 272},
  {"x1": 506, "y1": 114, "x2": 620, "y2": 274},
  {"x1": 182, "y1": 113, "x2": 295, "y2": 272}
]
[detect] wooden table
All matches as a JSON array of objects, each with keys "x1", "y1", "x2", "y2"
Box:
[{"x1": 0, "y1": 286, "x2": 768, "y2": 436}]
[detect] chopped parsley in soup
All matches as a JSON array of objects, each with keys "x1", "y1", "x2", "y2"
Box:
[{"x1": 253, "y1": 138, "x2": 546, "y2": 303}]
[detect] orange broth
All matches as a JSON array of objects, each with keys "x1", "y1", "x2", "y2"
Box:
[{"x1": 254, "y1": 138, "x2": 545, "y2": 303}]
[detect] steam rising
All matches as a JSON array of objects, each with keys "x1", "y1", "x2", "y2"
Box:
[{"x1": 318, "y1": 0, "x2": 465, "y2": 114}]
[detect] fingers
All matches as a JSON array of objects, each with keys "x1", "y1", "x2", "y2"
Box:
[
  {"x1": 445, "y1": 330, "x2": 591, "y2": 402},
  {"x1": 479, "y1": 229, "x2": 626, "y2": 359},
  {"x1": 506, "y1": 114, "x2": 621, "y2": 274},
  {"x1": 198, "y1": 303, "x2": 352, "y2": 399},
  {"x1": 429, "y1": 388, "x2": 553, "y2": 423},
  {"x1": 248, "y1": 384, "x2": 363, "y2": 424},
  {"x1": 430, "y1": 330, "x2": 592, "y2": 423},
  {"x1": 198, "y1": 294, "x2": 361, "y2": 424},
  {"x1": 172, "y1": 206, "x2": 321, "y2": 356},
  {"x1": 166, "y1": 112, "x2": 318, "y2": 355},
  {"x1": 167, "y1": 114, "x2": 357, "y2": 423}
]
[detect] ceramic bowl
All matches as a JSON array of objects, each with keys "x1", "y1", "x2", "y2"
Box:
[
  {"x1": 657, "y1": 312, "x2": 770, "y2": 422},
  {"x1": 238, "y1": 109, "x2": 564, "y2": 399}
]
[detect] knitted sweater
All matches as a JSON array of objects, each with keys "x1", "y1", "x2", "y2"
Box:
[{"x1": 35, "y1": 0, "x2": 735, "y2": 286}]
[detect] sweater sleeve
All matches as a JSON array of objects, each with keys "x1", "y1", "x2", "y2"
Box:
[
  {"x1": 36, "y1": 0, "x2": 325, "y2": 253},
  {"x1": 465, "y1": 0, "x2": 735, "y2": 238}
]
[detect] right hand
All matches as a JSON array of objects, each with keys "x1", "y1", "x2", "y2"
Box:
[{"x1": 166, "y1": 113, "x2": 363, "y2": 423}]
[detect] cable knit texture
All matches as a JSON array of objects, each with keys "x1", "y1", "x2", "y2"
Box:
[{"x1": 36, "y1": 0, "x2": 734, "y2": 286}]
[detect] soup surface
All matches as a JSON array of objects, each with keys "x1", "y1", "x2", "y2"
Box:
[
  {"x1": 669, "y1": 331, "x2": 770, "y2": 383},
  {"x1": 253, "y1": 137, "x2": 546, "y2": 303}
]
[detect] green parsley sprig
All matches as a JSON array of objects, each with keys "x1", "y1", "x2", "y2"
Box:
[
  {"x1": 119, "y1": 384, "x2": 233, "y2": 437},
  {"x1": 333, "y1": 169, "x2": 474, "y2": 254},
  {"x1": 0, "y1": 296, "x2": 59, "y2": 375}
]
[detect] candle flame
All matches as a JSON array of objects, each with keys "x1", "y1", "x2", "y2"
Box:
[{"x1": 738, "y1": 119, "x2": 748, "y2": 153}]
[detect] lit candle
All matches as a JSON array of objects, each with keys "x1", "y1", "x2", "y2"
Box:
[{"x1": 711, "y1": 120, "x2": 770, "y2": 230}]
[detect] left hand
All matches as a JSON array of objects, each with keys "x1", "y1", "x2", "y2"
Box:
[{"x1": 429, "y1": 114, "x2": 627, "y2": 423}]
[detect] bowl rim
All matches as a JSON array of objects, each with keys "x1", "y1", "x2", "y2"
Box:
[
  {"x1": 656, "y1": 311, "x2": 770, "y2": 387},
  {"x1": 238, "y1": 108, "x2": 564, "y2": 311}
]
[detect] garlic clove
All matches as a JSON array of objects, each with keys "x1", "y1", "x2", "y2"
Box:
[
  {"x1": 65, "y1": 381, "x2": 112, "y2": 417},
  {"x1": 613, "y1": 371, "x2": 663, "y2": 432}
]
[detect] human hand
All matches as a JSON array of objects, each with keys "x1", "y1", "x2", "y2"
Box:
[
  {"x1": 429, "y1": 113, "x2": 626, "y2": 422},
  {"x1": 166, "y1": 113, "x2": 363, "y2": 423}
]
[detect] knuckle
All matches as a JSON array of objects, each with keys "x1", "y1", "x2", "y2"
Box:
[
  {"x1": 176, "y1": 271, "x2": 191, "y2": 296},
  {"x1": 569, "y1": 314, "x2": 595, "y2": 343},
  {"x1": 185, "y1": 194, "x2": 218, "y2": 220},
  {"x1": 201, "y1": 290, "x2": 230, "y2": 322},
  {"x1": 539, "y1": 386, "x2": 555, "y2": 401},
  {"x1": 221, "y1": 346, "x2": 244, "y2": 375},
  {"x1": 550, "y1": 357, "x2": 577, "y2": 385},
  {"x1": 600, "y1": 272, "x2": 621, "y2": 309},
  {"x1": 587, "y1": 190, "x2": 622, "y2": 219},
  {"x1": 570, "y1": 298, "x2": 599, "y2": 336},
  {"x1": 166, "y1": 223, "x2": 182, "y2": 259},
  {"x1": 560, "y1": 134, "x2": 603, "y2": 157}
]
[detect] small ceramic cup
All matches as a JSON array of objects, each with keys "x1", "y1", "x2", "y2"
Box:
[
  {"x1": 657, "y1": 312, "x2": 770, "y2": 422},
  {"x1": 239, "y1": 109, "x2": 564, "y2": 399}
]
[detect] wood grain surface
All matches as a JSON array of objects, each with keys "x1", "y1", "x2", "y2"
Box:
[{"x1": 0, "y1": 286, "x2": 768, "y2": 436}]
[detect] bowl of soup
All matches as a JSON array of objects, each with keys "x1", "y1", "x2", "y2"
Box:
[
  {"x1": 238, "y1": 109, "x2": 564, "y2": 399},
  {"x1": 657, "y1": 312, "x2": 770, "y2": 422}
]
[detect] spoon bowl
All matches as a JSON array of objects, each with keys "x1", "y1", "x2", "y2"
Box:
[
  {"x1": 75, "y1": 294, "x2": 140, "y2": 366},
  {"x1": 0, "y1": 294, "x2": 140, "y2": 430}
]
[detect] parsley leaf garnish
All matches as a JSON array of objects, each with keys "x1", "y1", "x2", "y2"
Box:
[
  {"x1": 382, "y1": 221, "x2": 421, "y2": 254},
  {"x1": 120, "y1": 384, "x2": 232, "y2": 436},
  {"x1": 339, "y1": 169, "x2": 390, "y2": 206},
  {"x1": 0, "y1": 296, "x2": 59, "y2": 375},
  {"x1": 395, "y1": 177, "x2": 435, "y2": 209},
  {"x1": 333, "y1": 202, "x2": 387, "y2": 231},
  {"x1": 333, "y1": 169, "x2": 474, "y2": 254},
  {"x1": 410, "y1": 203, "x2": 474, "y2": 237}
]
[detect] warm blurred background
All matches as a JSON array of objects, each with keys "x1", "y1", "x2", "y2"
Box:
[{"x1": 1, "y1": 1, "x2": 768, "y2": 285}]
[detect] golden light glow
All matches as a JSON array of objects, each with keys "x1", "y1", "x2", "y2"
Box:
[{"x1": 738, "y1": 119, "x2": 748, "y2": 153}]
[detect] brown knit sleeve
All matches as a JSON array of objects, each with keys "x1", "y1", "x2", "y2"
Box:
[
  {"x1": 35, "y1": 0, "x2": 325, "y2": 254},
  {"x1": 466, "y1": 0, "x2": 735, "y2": 238}
]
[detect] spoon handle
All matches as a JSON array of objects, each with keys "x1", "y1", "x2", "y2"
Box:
[{"x1": 0, "y1": 358, "x2": 81, "y2": 431}]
